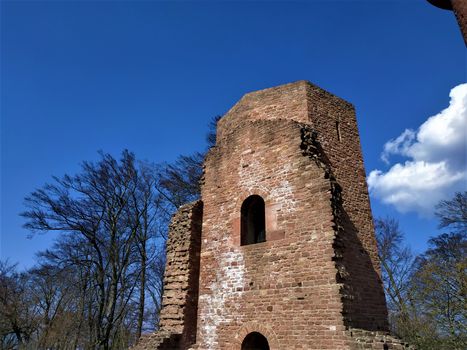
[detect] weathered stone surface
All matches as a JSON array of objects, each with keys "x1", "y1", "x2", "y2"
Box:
[
  {"x1": 347, "y1": 328, "x2": 415, "y2": 349},
  {"x1": 132, "y1": 201, "x2": 202, "y2": 350},
  {"x1": 134, "y1": 81, "x2": 409, "y2": 350}
]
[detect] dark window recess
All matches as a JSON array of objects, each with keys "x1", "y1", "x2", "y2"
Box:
[
  {"x1": 241, "y1": 332, "x2": 270, "y2": 350},
  {"x1": 241, "y1": 195, "x2": 266, "y2": 245}
]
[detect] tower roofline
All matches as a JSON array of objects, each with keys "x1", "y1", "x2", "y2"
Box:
[
  {"x1": 224, "y1": 80, "x2": 353, "y2": 117},
  {"x1": 217, "y1": 80, "x2": 354, "y2": 143}
]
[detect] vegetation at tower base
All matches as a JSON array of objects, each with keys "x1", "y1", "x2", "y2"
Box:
[
  {"x1": 375, "y1": 218, "x2": 415, "y2": 340},
  {"x1": 375, "y1": 191, "x2": 467, "y2": 350}
]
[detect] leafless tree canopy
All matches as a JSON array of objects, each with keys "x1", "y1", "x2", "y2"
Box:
[
  {"x1": 376, "y1": 191, "x2": 467, "y2": 350},
  {"x1": 2, "y1": 117, "x2": 221, "y2": 349}
]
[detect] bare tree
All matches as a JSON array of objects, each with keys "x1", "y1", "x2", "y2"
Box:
[
  {"x1": 408, "y1": 191, "x2": 467, "y2": 349},
  {"x1": 435, "y1": 191, "x2": 467, "y2": 234},
  {"x1": 155, "y1": 115, "x2": 220, "y2": 217},
  {"x1": 376, "y1": 193, "x2": 467, "y2": 349},
  {"x1": 206, "y1": 115, "x2": 222, "y2": 149},
  {"x1": 130, "y1": 161, "x2": 161, "y2": 339},
  {"x1": 155, "y1": 153, "x2": 204, "y2": 212},
  {"x1": 21, "y1": 151, "x2": 161, "y2": 349},
  {"x1": 14, "y1": 116, "x2": 221, "y2": 348},
  {"x1": 0, "y1": 261, "x2": 39, "y2": 349},
  {"x1": 411, "y1": 232, "x2": 466, "y2": 349},
  {"x1": 374, "y1": 218, "x2": 417, "y2": 339}
]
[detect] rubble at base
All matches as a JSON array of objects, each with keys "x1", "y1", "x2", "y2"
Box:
[{"x1": 347, "y1": 329, "x2": 414, "y2": 349}]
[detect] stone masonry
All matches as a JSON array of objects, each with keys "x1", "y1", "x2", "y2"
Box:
[
  {"x1": 134, "y1": 202, "x2": 203, "y2": 350},
  {"x1": 133, "y1": 81, "x2": 412, "y2": 349}
]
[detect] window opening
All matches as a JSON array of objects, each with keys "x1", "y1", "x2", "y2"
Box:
[{"x1": 241, "y1": 195, "x2": 266, "y2": 245}]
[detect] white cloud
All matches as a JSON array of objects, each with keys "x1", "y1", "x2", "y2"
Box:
[
  {"x1": 368, "y1": 83, "x2": 467, "y2": 216},
  {"x1": 381, "y1": 129, "x2": 416, "y2": 164}
]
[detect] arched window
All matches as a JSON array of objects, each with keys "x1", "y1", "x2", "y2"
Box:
[
  {"x1": 241, "y1": 332, "x2": 270, "y2": 350},
  {"x1": 241, "y1": 195, "x2": 266, "y2": 245}
]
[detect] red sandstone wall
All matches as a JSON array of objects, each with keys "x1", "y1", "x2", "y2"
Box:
[
  {"x1": 159, "y1": 201, "x2": 203, "y2": 348},
  {"x1": 299, "y1": 126, "x2": 388, "y2": 331},
  {"x1": 195, "y1": 81, "x2": 388, "y2": 349},
  {"x1": 197, "y1": 119, "x2": 348, "y2": 349},
  {"x1": 219, "y1": 81, "x2": 380, "y2": 273},
  {"x1": 302, "y1": 85, "x2": 388, "y2": 330},
  {"x1": 217, "y1": 81, "x2": 309, "y2": 141},
  {"x1": 304, "y1": 84, "x2": 379, "y2": 270}
]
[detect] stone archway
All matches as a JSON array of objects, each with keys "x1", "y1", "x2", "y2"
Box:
[
  {"x1": 241, "y1": 332, "x2": 270, "y2": 350},
  {"x1": 231, "y1": 322, "x2": 280, "y2": 350}
]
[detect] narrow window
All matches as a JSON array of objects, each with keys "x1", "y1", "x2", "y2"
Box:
[
  {"x1": 241, "y1": 195, "x2": 266, "y2": 245},
  {"x1": 336, "y1": 120, "x2": 341, "y2": 141}
]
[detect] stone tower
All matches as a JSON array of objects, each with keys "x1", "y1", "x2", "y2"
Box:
[{"x1": 134, "y1": 81, "x2": 411, "y2": 350}]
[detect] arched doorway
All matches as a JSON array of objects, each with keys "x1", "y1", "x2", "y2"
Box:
[{"x1": 241, "y1": 332, "x2": 270, "y2": 350}]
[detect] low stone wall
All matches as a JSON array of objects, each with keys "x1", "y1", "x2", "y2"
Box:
[
  {"x1": 132, "y1": 200, "x2": 203, "y2": 350},
  {"x1": 347, "y1": 328, "x2": 414, "y2": 349}
]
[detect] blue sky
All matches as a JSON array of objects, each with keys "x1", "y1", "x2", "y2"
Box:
[{"x1": 1, "y1": 1, "x2": 465, "y2": 270}]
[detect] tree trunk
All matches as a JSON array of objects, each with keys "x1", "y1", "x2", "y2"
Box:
[{"x1": 137, "y1": 240, "x2": 147, "y2": 338}]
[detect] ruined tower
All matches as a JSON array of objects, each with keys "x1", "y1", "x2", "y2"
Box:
[{"x1": 134, "y1": 81, "x2": 411, "y2": 350}]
